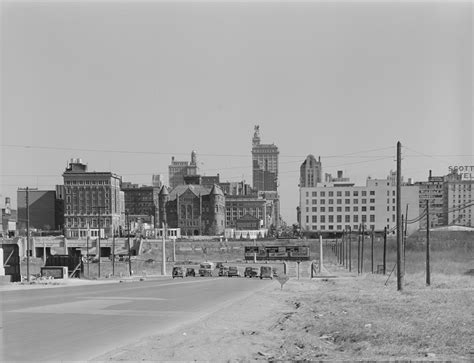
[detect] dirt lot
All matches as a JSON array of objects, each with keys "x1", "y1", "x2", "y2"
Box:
[{"x1": 95, "y1": 262, "x2": 474, "y2": 361}]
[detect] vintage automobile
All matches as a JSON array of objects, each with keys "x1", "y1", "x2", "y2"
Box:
[
  {"x1": 199, "y1": 262, "x2": 215, "y2": 277},
  {"x1": 218, "y1": 266, "x2": 229, "y2": 277},
  {"x1": 244, "y1": 267, "x2": 259, "y2": 278},
  {"x1": 186, "y1": 267, "x2": 196, "y2": 277},
  {"x1": 227, "y1": 266, "x2": 240, "y2": 277},
  {"x1": 260, "y1": 266, "x2": 274, "y2": 279},
  {"x1": 172, "y1": 266, "x2": 185, "y2": 278}
]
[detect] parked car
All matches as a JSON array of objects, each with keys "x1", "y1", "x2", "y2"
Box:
[
  {"x1": 244, "y1": 267, "x2": 259, "y2": 278},
  {"x1": 228, "y1": 266, "x2": 240, "y2": 277},
  {"x1": 172, "y1": 266, "x2": 185, "y2": 278},
  {"x1": 199, "y1": 262, "x2": 215, "y2": 277},
  {"x1": 218, "y1": 266, "x2": 229, "y2": 277},
  {"x1": 186, "y1": 268, "x2": 196, "y2": 277},
  {"x1": 260, "y1": 266, "x2": 274, "y2": 279}
]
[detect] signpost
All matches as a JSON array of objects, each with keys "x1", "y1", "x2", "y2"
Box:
[{"x1": 275, "y1": 274, "x2": 289, "y2": 290}]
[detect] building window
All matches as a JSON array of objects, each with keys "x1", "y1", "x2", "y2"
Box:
[
  {"x1": 312, "y1": 207, "x2": 317, "y2": 212},
  {"x1": 328, "y1": 215, "x2": 334, "y2": 223},
  {"x1": 362, "y1": 191, "x2": 367, "y2": 196},
  {"x1": 353, "y1": 191, "x2": 359, "y2": 196},
  {"x1": 312, "y1": 199, "x2": 317, "y2": 204},
  {"x1": 337, "y1": 199, "x2": 342, "y2": 204},
  {"x1": 345, "y1": 191, "x2": 350, "y2": 196},
  {"x1": 345, "y1": 199, "x2": 350, "y2": 204},
  {"x1": 370, "y1": 199, "x2": 375, "y2": 203},
  {"x1": 353, "y1": 199, "x2": 358, "y2": 204},
  {"x1": 362, "y1": 199, "x2": 367, "y2": 204},
  {"x1": 312, "y1": 191, "x2": 317, "y2": 197},
  {"x1": 337, "y1": 215, "x2": 342, "y2": 223},
  {"x1": 320, "y1": 216, "x2": 325, "y2": 223},
  {"x1": 320, "y1": 207, "x2": 325, "y2": 212},
  {"x1": 362, "y1": 215, "x2": 367, "y2": 223},
  {"x1": 370, "y1": 191, "x2": 375, "y2": 196},
  {"x1": 312, "y1": 215, "x2": 317, "y2": 223},
  {"x1": 328, "y1": 207, "x2": 333, "y2": 212},
  {"x1": 345, "y1": 206, "x2": 350, "y2": 212},
  {"x1": 370, "y1": 215, "x2": 375, "y2": 222},
  {"x1": 345, "y1": 215, "x2": 350, "y2": 222},
  {"x1": 320, "y1": 199, "x2": 325, "y2": 204},
  {"x1": 337, "y1": 207, "x2": 342, "y2": 212},
  {"x1": 370, "y1": 206, "x2": 375, "y2": 211},
  {"x1": 353, "y1": 206, "x2": 358, "y2": 212},
  {"x1": 362, "y1": 206, "x2": 367, "y2": 212},
  {"x1": 320, "y1": 191, "x2": 325, "y2": 197},
  {"x1": 337, "y1": 191, "x2": 342, "y2": 197},
  {"x1": 328, "y1": 225, "x2": 334, "y2": 230},
  {"x1": 329, "y1": 191, "x2": 334, "y2": 197},
  {"x1": 354, "y1": 215, "x2": 359, "y2": 223}
]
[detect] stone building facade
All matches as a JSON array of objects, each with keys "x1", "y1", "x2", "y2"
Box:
[{"x1": 158, "y1": 184, "x2": 225, "y2": 236}]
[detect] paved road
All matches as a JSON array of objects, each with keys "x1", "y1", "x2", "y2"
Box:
[{"x1": 0, "y1": 277, "x2": 270, "y2": 361}]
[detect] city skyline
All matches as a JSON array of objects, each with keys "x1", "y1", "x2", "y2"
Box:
[{"x1": 1, "y1": 1, "x2": 472, "y2": 224}]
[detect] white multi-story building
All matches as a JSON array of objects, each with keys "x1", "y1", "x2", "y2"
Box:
[
  {"x1": 299, "y1": 174, "x2": 419, "y2": 235},
  {"x1": 444, "y1": 179, "x2": 474, "y2": 227}
]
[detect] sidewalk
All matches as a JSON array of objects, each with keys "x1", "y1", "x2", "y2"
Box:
[{"x1": 0, "y1": 274, "x2": 170, "y2": 291}]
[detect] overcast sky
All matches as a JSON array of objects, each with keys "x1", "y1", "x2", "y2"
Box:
[{"x1": 1, "y1": 0, "x2": 472, "y2": 224}]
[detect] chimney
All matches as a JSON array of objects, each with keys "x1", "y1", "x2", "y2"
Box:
[
  {"x1": 429, "y1": 170, "x2": 432, "y2": 179},
  {"x1": 337, "y1": 170, "x2": 343, "y2": 179}
]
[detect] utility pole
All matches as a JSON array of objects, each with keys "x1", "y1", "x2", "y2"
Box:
[
  {"x1": 161, "y1": 222, "x2": 167, "y2": 275},
  {"x1": 357, "y1": 228, "x2": 361, "y2": 274},
  {"x1": 112, "y1": 227, "x2": 115, "y2": 276},
  {"x1": 404, "y1": 204, "x2": 408, "y2": 277},
  {"x1": 126, "y1": 211, "x2": 132, "y2": 276},
  {"x1": 383, "y1": 226, "x2": 387, "y2": 274},
  {"x1": 26, "y1": 187, "x2": 30, "y2": 282},
  {"x1": 361, "y1": 224, "x2": 365, "y2": 273},
  {"x1": 92, "y1": 206, "x2": 106, "y2": 279},
  {"x1": 348, "y1": 227, "x2": 352, "y2": 272},
  {"x1": 19, "y1": 187, "x2": 37, "y2": 282},
  {"x1": 426, "y1": 200, "x2": 430, "y2": 285},
  {"x1": 371, "y1": 229, "x2": 374, "y2": 274},
  {"x1": 86, "y1": 220, "x2": 90, "y2": 277},
  {"x1": 396, "y1": 141, "x2": 403, "y2": 291}
]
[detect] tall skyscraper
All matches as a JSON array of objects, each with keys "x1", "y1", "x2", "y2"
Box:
[
  {"x1": 300, "y1": 155, "x2": 322, "y2": 187},
  {"x1": 168, "y1": 151, "x2": 198, "y2": 188},
  {"x1": 251, "y1": 126, "x2": 279, "y2": 192}
]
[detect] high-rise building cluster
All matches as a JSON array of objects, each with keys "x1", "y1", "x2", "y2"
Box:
[
  {"x1": 3, "y1": 130, "x2": 473, "y2": 239},
  {"x1": 2, "y1": 126, "x2": 281, "y2": 239}
]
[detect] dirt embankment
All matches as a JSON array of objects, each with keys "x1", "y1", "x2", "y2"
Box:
[{"x1": 95, "y1": 263, "x2": 473, "y2": 362}]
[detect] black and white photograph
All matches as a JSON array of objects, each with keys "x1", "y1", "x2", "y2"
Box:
[{"x1": 0, "y1": 0, "x2": 472, "y2": 361}]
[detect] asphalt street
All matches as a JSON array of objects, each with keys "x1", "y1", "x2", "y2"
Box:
[{"x1": 0, "y1": 277, "x2": 271, "y2": 361}]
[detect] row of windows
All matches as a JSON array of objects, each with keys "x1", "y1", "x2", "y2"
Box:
[
  {"x1": 65, "y1": 180, "x2": 111, "y2": 185},
  {"x1": 305, "y1": 190, "x2": 379, "y2": 197},
  {"x1": 306, "y1": 198, "x2": 378, "y2": 205},
  {"x1": 306, "y1": 224, "x2": 376, "y2": 231},
  {"x1": 306, "y1": 206, "x2": 376, "y2": 213},
  {"x1": 65, "y1": 217, "x2": 110, "y2": 228},
  {"x1": 306, "y1": 215, "x2": 376, "y2": 223}
]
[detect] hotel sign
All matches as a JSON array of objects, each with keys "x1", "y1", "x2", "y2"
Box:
[{"x1": 448, "y1": 165, "x2": 474, "y2": 180}]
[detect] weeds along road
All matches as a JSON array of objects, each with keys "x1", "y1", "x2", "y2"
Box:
[{"x1": 0, "y1": 277, "x2": 271, "y2": 361}]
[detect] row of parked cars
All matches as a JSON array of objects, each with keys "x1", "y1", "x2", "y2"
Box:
[{"x1": 172, "y1": 262, "x2": 276, "y2": 279}]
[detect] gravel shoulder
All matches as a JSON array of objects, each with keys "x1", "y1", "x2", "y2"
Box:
[{"x1": 94, "y1": 263, "x2": 474, "y2": 361}]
